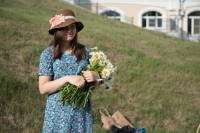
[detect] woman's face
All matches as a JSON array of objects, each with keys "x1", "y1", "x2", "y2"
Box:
[{"x1": 61, "y1": 23, "x2": 77, "y2": 42}]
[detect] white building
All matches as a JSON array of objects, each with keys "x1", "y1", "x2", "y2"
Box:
[{"x1": 64, "y1": 0, "x2": 200, "y2": 41}]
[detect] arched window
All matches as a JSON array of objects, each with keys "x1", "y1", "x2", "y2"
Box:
[
  {"x1": 142, "y1": 11, "x2": 162, "y2": 30},
  {"x1": 188, "y1": 11, "x2": 200, "y2": 35},
  {"x1": 101, "y1": 10, "x2": 121, "y2": 21}
]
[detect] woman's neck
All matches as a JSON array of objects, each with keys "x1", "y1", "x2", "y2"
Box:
[{"x1": 61, "y1": 41, "x2": 73, "y2": 54}]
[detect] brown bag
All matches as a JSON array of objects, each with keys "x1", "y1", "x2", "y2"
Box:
[
  {"x1": 197, "y1": 124, "x2": 200, "y2": 133},
  {"x1": 112, "y1": 111, "x2": 134, "y2": 128},
  {"x1": 99, "y1": 107, "x2": 116, "y2": 130}
]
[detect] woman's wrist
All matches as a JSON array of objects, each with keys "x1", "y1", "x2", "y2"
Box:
[{"x1": 95, "y1": 73, "x2": 100, "y2": 81}]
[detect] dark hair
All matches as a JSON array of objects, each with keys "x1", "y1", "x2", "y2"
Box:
[{"x1": 49, "y1": 29, "x2": 86, "y2": 61}]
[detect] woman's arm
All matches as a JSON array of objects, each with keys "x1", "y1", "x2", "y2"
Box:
[
  {"x1": 39, "y1": 75, "x2": 85, "y2": 95},
  {"x1": 93, "y1": 80, "x2": 100, "y2": 88}
]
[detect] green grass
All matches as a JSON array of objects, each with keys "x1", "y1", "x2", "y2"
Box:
[{"x1": 0, "y1": 0, "x2": 200, "y2": 132}]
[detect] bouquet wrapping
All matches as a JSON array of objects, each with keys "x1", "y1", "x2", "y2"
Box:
[{"x1": 59, "y1": 47, "x2": 117, "y2": 108}]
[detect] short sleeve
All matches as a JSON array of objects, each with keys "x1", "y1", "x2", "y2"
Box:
[{"x1": 39, "y1": 46, "x2": 54, "y2": 76}]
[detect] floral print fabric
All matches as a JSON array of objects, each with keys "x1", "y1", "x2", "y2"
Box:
[{"x1": 39, "y1": 46, "x2": 93, "y2": 133}]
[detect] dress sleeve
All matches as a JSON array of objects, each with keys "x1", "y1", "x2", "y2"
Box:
[{"x1": 39, "y1": 46, "x2": 54, "y2": 76}]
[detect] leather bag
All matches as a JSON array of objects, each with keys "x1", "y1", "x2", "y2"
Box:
[
  {"x1": 197, "y1": 124, "x2": 200, "y2": 133},
  {"x1": 99, "y1": 107, "x2": 116, "y2": 130},
  {"x1": 112, "y1": 111, "x2": 134, "y2": 128},
  {"x1": 99, "y1": 108, "x2": 134, "y2": 130}
]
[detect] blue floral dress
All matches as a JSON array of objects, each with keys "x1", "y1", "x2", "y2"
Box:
[{"x1": 39, "y1": 46, "x2": 93, "y2": 133}]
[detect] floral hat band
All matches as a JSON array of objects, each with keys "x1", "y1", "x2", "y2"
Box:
[
  {"x1": 49, "y1": 14, "x2": 76, "y2": 29},
  {"x1": 48, "y1": 9, "x2": 84, "y2": 35}
]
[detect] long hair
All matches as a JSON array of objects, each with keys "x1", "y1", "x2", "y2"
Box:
[{"x1": 49, "y1": 29, "x2": 86, "y2": 61}]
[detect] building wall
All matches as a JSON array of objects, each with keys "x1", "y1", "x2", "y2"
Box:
[
  {"x1": 98, "y1": 4, "x2": 167, "y2": 24},
  {"x1": 64, "y1": 0, "x2": 200, "y2": 40}
]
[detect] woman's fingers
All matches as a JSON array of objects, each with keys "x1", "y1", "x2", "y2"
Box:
[
  {"x1": 68, "y1": 75, "x2": 85, "y2": 88},
  {"x1": 82, "y1": 71, "x2": 92, "y2": 82},
  {"x1": 77, "y1": 77, "x2": 85, "y2": 88},
  {"x1": 82, "y1": 71, "x2": 99, "y2": 82}
]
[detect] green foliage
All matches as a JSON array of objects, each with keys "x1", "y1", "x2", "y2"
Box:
[
  {"x1": 0, "y1": 70, "x2": 46, "y2": 133},
  {"x1": 0, "y1": 0, "x2": 200, "y2": 133}
]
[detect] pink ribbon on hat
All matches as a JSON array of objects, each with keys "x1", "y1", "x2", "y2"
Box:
[{"x1": 49, "y1": 14, "x2": 65, "y2": 29}]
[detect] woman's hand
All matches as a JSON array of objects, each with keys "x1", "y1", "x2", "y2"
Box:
[
  {"x1": 39, "y1": 75, "x2": 86, "y2": 95},
  {"x1": 82, "y1": 71, "x2": 100, "y2": 83},
  {"x1": 67, "y1": 75, "x2": 86, "y2": 88}
]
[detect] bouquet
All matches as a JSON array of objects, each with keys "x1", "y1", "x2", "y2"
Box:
[{"x1": 59, "y1": 47, "x2": 117, "y2": 108}]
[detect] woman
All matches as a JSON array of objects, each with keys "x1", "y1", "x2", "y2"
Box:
[{"x1": 39, "y1": 9, "x2": 99, "y2": 133}]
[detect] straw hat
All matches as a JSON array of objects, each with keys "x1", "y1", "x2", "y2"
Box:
[{"x1": 48, "y1": 9, "x2": 84, "y2": 35}]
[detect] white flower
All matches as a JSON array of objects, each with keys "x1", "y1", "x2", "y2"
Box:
[
  {"x1": 100, "y1": 82, "x2": 113, "y2": 91},
  {"x1": 89, "y1": 58, "x2": 96, "y2": 65},
  {"x1": 92, "y1": 52, "x2": 101, "y2": 60},
  {"x1": 89, "y1": 47, "x2": 117, "y2": 92},
  {"x1": 107, "y1": 75, "x2": 115, "y2": 83},
  {"x1": 99, "y1": 60, "x2": 106, "y2": 66},
  {"x1": 111, "y1": 67, "x2": 117, "y2": 73},
  {"x1": 101, "y1": 68, "x2": 111, "y2": 79},
  {"x1": 99, "y1": 51, "x2": 107, "y2": 60},
  {"x1": 91, "y1": 47, "x2": 98, "y2": 51},
  {"x1": 96, "y1": 78, "x2": 103, "y2": 82},
  {"x1": 106, "y1": 60, "x2": 114, "y2": 69}
]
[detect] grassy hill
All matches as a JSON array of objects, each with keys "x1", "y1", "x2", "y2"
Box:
[{"x1": 0, "y1": 0, "x2": 200, "y2": 132}]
